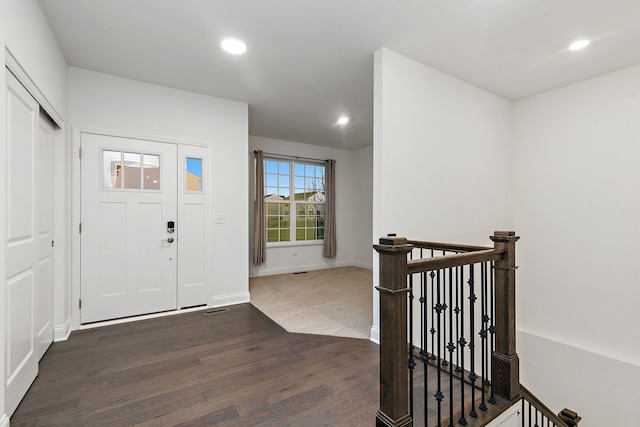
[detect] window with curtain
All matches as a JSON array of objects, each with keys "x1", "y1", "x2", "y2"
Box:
[{"x1": 263, "y1": 158, "x2": 326, "y2": 244}]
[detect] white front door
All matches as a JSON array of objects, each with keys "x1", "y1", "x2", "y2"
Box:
[
  {"x1": 80, "y1": 134, "x2": 178, "y2": 323},
  {"x1": 5, "y1": 70, "x2": 39, "y2": 416}
]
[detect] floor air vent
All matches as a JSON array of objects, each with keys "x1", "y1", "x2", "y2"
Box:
[
  {"x1": 293, "y1": 271, "x2": 308, "y2": 274},
  {"x1": 204, "y1": 307, "x2": 229, "y2": 315}
]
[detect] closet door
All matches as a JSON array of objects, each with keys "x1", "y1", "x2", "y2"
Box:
[
  {"x1": 5, "y1": 69, "x2": 39, "y2": 416},
  {"x1": 35, "y1": 112, "x2": 55, "y2": 360}
]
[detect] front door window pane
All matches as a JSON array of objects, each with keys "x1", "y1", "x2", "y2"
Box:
[
  {"x1": 103, "y1": 150, "x2": 122, "y2": 188},
  {"x1": 123, "y1": 152, "x2": 142, "y2": 189},
  {"x1": 143, "y1": 154, "x2": 160, "y2": 190}
]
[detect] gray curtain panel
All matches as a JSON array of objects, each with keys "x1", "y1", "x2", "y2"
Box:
[
  {"x1": 253, "y1": 150, "x2": 265, "y2": 264},
  {"x1": 323, "y1": 159, "x2": 337, "y2": 258}
]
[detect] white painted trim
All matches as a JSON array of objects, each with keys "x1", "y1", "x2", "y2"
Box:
[
  {"x1": 72, "y1": 126, "x2": 212, "y2": 149},
  {"x1": 518, "y1": 327, "x2": 639, "y2": 368},
  {"x1": 211, "y1": 292, "x2": 250, "y2": 308},
  {"x1": 370, "y1": 325, "x2": 380, "y2": 344},
  {"x1": 0, "y1": 413, "x2": 10, "y2": 427},
  {"x1": 351, "y1": 260, "x2": 373, "y2": 270},
  {"x1": 250, "y1": 260, "x2": 357, "y2": 277},
  {"x1": 485, "y1": 401, "x2": 520, "y2": 427},
  {"x1": 78, "y1": 306, "x2": 208, "y2": 331},
  {"x1": 71, "y1": 127, "x2": 81, "y2": 330},
  {"x1": 54, "y1": 318, "x2": 72, "y2": 342},
  {"x1": 4, "y1": 48, "x2": 63, "y2": 128}
]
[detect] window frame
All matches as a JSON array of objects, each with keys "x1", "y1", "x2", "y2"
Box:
[{"x1": 263, "y1": 157, "x2": 326, "y2": 247}]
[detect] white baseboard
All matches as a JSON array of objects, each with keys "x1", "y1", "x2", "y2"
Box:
[
  {"x1": 0, "y1": 413, "x2": 10, "y2": 427},
  {"x1": 211, "y1": 292, "x2": 250, "y2": 308},
  {"x1": 370, "y1": 325, "x2": 380, "y2": 344},
  {"x1": 351, "y1": 260, "x2": 373, "y2": 270},
  {"x1": 54, "y1": 318, "x2": 72, "y2": 342},
  {"x1": 250, "y1": 261, "x2": 370, "y2": 277}
]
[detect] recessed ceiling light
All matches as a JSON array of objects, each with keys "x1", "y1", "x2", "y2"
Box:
[
  {"x1": 221, "y1": 38, "x2": 247, "y2": 55},
  {"x1": 569, "y1": 39, "x2": 590, "y2": 51},
  {"x1": 336, "y1": 116, "x2": 350, "y2": 126}
]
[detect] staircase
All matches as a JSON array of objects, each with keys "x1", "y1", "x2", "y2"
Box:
[{"x1": 373, "y1": 231, "x2": 581, "y2": 427}]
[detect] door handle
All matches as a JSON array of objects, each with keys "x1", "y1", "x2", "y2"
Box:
[{"x1": 162, "y1": 237, "x2": 174, "y2": 243}]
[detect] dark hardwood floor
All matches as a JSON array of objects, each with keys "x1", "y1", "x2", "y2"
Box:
[
  {"x1": 11, "y1": 304, "x2": 379, "y2": 426},
  {"x1": 11, "y1": 303, "x2": 503, "y2": 426}
]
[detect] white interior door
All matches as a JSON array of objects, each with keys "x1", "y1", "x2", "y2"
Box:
[
  {"x1": 5, "y1": 70, "x2": 39, "y2": 416},
  {"x1": 35, "y1": 111, "x2": 55, "y2": 360},
  {"x1": 80, "y1": 134, "x2": 178, "y2": 323}
]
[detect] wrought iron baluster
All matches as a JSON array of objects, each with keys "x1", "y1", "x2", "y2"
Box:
[
  {"x1": 407, "y1": 269, "x2": 415, "y2": 418},
  {"x1": 421, "y1": 270, "x2": 428, "y2": 425},
  {"x1": 441, "y1": 251, "x2": 448, "y2": 370},
  {"x1": 447, "y1": 266, "x2": 455, "y2": 427},
  {"x1": 479, "y1": 262, "x2": 488, "y2": 412},
  {"x1": 455, "y1": 265, "x2": 461, "y2": 374},
  {"x1": 458, "y1": 266, "x2": 467, "y2": 426},
  {"x1": 468, "y1": 265, "x2": 478, "y2": 418},
  {"x1": 489, "y1": 261, "x2": 496, "y2": 405},
  {"x1": 434, "y1": 270, "x2": 444, "y2": 426},
  {"x1": 430, "y1": 264, "x2": 436, "y2": 361}
]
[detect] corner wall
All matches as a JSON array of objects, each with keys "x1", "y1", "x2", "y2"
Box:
[
  {"x1": 248, "y1": 136, "x2": 373, "y2": 277},
  {"x1": 68, "y1": 67, "x2": 249, "y2": 323},
  {"x1": 372, "y1": 48, "x2": 513, "y2": 341},
  {"x1": 513, "y1": 64, "x2": 640, "y2": 427}
]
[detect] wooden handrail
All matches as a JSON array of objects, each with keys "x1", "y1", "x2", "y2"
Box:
[
  {"x1": 407, "y1": 248, "x2": 504, "y2": 274},
  {"x1": 407, "y1": 239, "x2": 492, "y2": 253},
  {"x1": 520, "y1": 385, "x2": 581, "y2": 426},
  {"x1": 520, "y1": 385, "x2": 567, "y2": 426}
]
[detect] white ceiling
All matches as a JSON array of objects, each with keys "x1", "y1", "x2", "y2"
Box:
[{"x1": 39, "y1": 0, "x2": 640, "y2": 150}]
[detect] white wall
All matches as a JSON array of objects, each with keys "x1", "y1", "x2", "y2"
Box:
[
  {"x1": 248, "y1": 136, "x2": 373, "y2": 277},
  {"x1": 68, "y1": 67, "x2": 249, "y2": 322},
  {"x1": 0, "y1": 1, "x2": 7, "y2": 421},
  {"x1": 513, "y1": 64, "x2": 640, "y2": 427},
  {"x1": 3, "y1": 0, "x2": 67, "y2": 120},
  {"x1": 372, "y1": 48, "x2": 513, "y2": 342},
  {"x1": 1, "y1": 0, "x2": 68, "y2": 422},
  {"x1": 352, "y1": 145, "x2": 374, "y2": 269}
]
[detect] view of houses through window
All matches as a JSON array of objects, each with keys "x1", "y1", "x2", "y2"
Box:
[{"x1": 264, "y1": 158, "x2": 325, "y2": 243}]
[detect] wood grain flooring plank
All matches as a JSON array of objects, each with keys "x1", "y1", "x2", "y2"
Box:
[{"x1": 11, "y1": 302, "x2": 484, "y2": 426}]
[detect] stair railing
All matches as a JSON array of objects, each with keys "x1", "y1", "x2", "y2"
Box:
[{"x1": 373, "y1": 231, "x2": 578, "y2": 427}]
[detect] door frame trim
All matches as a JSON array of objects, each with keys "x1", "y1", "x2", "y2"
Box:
[
  {"x1": 71, "y1": 127, "x2": 213, "y2": 330},
  {"x1": 5, "y1": 48, "x2": 64, "y2": 129}
]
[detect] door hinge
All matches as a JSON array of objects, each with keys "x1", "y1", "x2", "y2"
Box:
[
  {"x1": 79, "y1": 299, "x2": 82, "y2": 309},
  {"x1": 79, "y1": 223, "x2": 82, "y2": 234},
  {"x1": 79, "y1": 147, "x2": 82, "y2": 159},
  {"x1": 51, "y1": 240, "x2": 55, "y2": 247}
]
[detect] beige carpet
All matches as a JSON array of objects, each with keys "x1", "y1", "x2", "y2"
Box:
[{"x1": 249, "y1": 266, "x2": 373, "y2": 340}]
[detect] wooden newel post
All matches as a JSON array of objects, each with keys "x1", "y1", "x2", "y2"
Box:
[
  {"x1": 558, "y1": 408, "x2": 581, "y2": 426},
  {"x1": 490, "y1": 231, "x2": 521, "y2": 400},
  {"x1": 374, "y1": 236, "x2": 413, "y2": 427}
]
